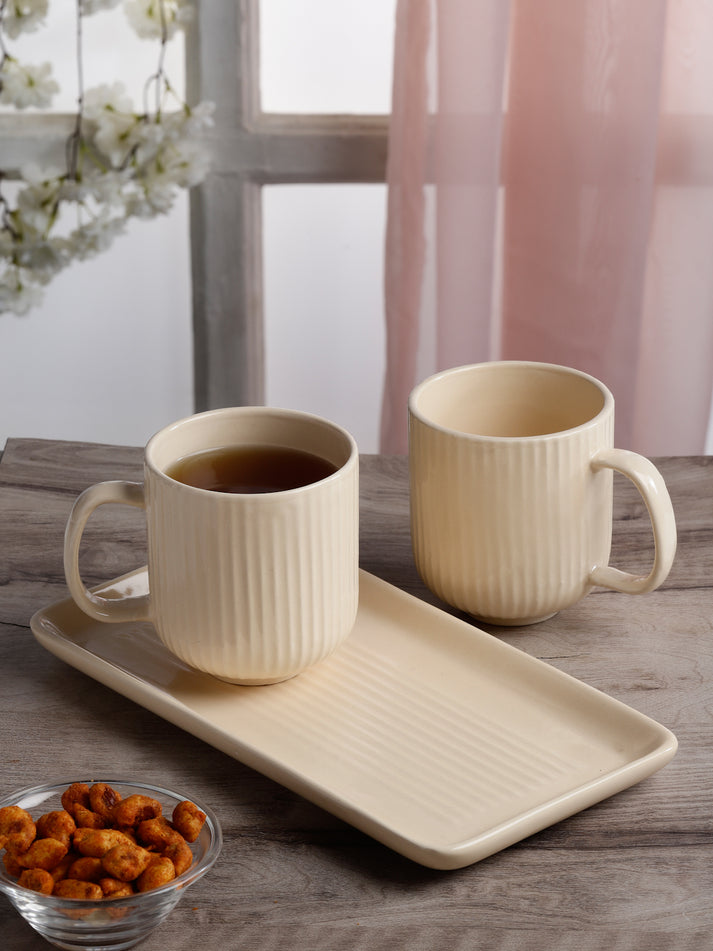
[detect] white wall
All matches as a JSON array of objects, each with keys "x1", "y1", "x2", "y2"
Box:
[
  {"x1": 264, "y1": 185, "x2": 386, "y2": 454},
  {"x1": 0, "y1": 201, "x2": 194, "y2": 447}
]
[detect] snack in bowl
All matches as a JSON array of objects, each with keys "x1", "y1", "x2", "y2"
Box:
[
  {"x1": 1, "y1": 781, "x2": 206, "y2": 898},
  {"x1": 0, "y1": 779, "x2": 221, "y2": 950}
]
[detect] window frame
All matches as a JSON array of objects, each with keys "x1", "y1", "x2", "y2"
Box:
[{"x1": 185, "y1": 0, "x2": 388, "y2": 409}]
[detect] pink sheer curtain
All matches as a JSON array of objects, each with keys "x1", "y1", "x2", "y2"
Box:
[{"x1": 381, "y1": 0, "x2": 713, "y2": 455}]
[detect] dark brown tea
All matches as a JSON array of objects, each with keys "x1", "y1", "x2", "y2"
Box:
[{"x1": 166, "y1": 444, "x2": 338, "y2": 494}]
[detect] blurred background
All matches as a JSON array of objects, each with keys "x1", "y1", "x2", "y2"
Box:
[
  {"x1": 0, "y1": 0, "x2": 394, "y2": 452},
  {"x1": 3, "y1": 1, "x2": 712, "y2": 456}
]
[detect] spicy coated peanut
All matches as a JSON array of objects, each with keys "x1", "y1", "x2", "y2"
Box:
[
  {"x1": 35, "y1": 810, "x2": 76, "y2": 849},
  {"x1": 99, "y1": 876, "x2": 134, "y2": 899},
  {"x1": 67, "y1": 856, "x2": 104, "y2": 883},
  {"x1": 0, "y1": 806, "x2": 36, "y2": 853},
  {"x1": 73, "y1": 828, "x2": 131, "y2": 858},
  {"x1": 112, "y1": 794, "x2": 162, "y2": 827},
  {"x1": 72, "y1": 803, "x2": 106, "y2": 829},
  {"x1": 89, "y1": 783, "x2": 123, "y2": 823},
  {"x1": 3, "y1": 849, "x2": 23, "y2": 877},
  {"x1": 54, "y1": 879, "x2": 104, "y2": 900},
  {"x1": 101, "y1": 841, "x2": 153, "y2": 882},
  {"x1": 50, "y1": 852, "x2": 76, "y2": 883},
  {"x1": 13, "y1": 837, "x2": 67, "y2": 871},
  {"x1": 17, "y1": 868, "x2": 54, "y2": 895},
  {"x1": 60, "y1": 783, "x2": 90, "y2": 819},
  {"x1": 172, "y1": 800, "x2": 207, "y2": 843},
  {"x1": 162, "y1": 838, "x2": 193, "y2": 877},
  {"x1": 136, "y1": 816, "x2": 181, "y2": 849},
  {"x1": 136, "y1": 855, "x2": 176, "y2": 892}
]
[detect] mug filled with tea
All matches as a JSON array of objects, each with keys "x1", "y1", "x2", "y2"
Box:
[{"x1": 63, "y1": 407, "x2": 359, "y2": 684}]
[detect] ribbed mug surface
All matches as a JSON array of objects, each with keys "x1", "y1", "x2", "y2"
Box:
[
  {"x1": 410, "y1": 411, "x2": 613, "y2": 624},
  {"x1": 146, "y1": 457, "x2": 358, "y2": 683}
]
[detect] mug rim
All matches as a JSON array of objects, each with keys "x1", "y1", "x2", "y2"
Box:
[
  {"x1": 144, "y1": 405, "x2": 358, "y2": 498},
  {"x1": 408, "y1": 361, "x2": 614, "y2": 442}
]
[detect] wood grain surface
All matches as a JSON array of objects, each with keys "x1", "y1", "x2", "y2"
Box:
[{"x1": 1, "y1": 439, "x2": 711, "y2": 950}]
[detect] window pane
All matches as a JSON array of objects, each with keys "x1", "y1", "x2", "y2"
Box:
[
  {"x1": 260, "y1": 0, "x2": 396, "y2": 114},
  {"x1": 0, "y1": 197, "x2": 193, "y2": 448},
  {"x1": 0, "y1": 8, "x2": 192, "y2": 448},
  {"x1": 263, "y1": 185, "x2": 386, "y2": 453}
]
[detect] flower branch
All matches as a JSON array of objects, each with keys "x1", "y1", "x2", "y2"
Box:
[{"x1": 0, "y1": 0, "x2": 212, "y2": 316}]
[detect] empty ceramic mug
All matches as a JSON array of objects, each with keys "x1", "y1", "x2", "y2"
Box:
[
  {"x1": 64, "y1": 407, "x2": 359, "y2": 684},
  {"x1": 408, "y1": 362, "x2": 677, "y2": 625}
]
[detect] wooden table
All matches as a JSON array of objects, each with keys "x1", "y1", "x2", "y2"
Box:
[{"x1": 1, "y1": 438, "x2": 711, "y2": 949}]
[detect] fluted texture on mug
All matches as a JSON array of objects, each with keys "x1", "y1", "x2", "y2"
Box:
[
  {"x1": 409, "y1": 418, "x2": 614, "y2": 623},
  {"x1": 146, "y1": 469, "x2": 358, "y2": 683}
]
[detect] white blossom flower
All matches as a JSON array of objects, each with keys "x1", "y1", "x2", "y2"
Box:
[
  {"x1": 121, "y1": 187, "x2": 155, "y2": 219},
  {"x1": 181, "y1": 100, "x2": 215, "y2": 136},
  {"x1": 132, "y1": 117, "x2": 168, "y2": 164},
  {"x1": 16, "y1": 170, "x2": 63, "y2": 233},
  {"x1": 82, "y1": 82, "x2": 134, "y2": 120},
  {"x1": 136, "y1": 175, "x2": 175, "y2": 215},
  {"x1": 91, "y1": 112, "x2": 143, "y2": 165},
  {"x1": 68, "y1": 212, "x2": 127, "y2": 260},
  {"x1": 13, "y1": 234, "x2": 70, "y2": 280},
  {"x1": 19, "y1": 164, "x2": 63, "y2": 187},
  {"x1": 57, "y1": 178, "x2": 91, "y2": 204},
  {"x1": 1, "y1": 0, "x2": 49, "y2": 39},
  {"x1": 0, "y1": 58, "x2": 59, "y2": 109},
  {"x1": 124, "y1": 0, "x2": 193, "y2": 41},
  {"x1": 160, "y1": 100, "x2": 215, "y2": 141},
  {"x1": 0, "y1": 266, "x2": 44, "y2": 316},
  {"x1": 81, "y1": 168, "x2": 132, "y2": 206},
  {"x1": 156, "y1": 139, "x2": 211, "y2": 188},
  {"x1": 81, "y1": 84, "x2": 142, "y2": 165}
]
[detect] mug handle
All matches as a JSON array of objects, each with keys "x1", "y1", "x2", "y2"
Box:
[
  {"x1": 64, "y1": 481, "x2": 151, "y2": 622},
  {"x1": 589, "y1": 449, "x2": 677, "y2": 594}
]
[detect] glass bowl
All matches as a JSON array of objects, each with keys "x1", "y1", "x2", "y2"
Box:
[{"x1": 0, "y1": 778, "x2": 222, "y2": 951}]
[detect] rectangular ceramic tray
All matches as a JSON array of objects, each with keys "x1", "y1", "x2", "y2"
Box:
[{"x1": 31, "y1": 569, "x2": 677, "y2": 870}]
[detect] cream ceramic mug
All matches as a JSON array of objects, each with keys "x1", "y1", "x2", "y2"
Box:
[
  {"x1": 64, "y1": 407, "x2": 359, "y2": 684},
  {"x1": 408, "y1": 362, "x2": 677, "y2": 625}
]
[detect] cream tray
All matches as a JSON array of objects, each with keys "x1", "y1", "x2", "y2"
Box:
[{"x1": 31, "y1": 568, "x2": 677, "y2": 870}]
